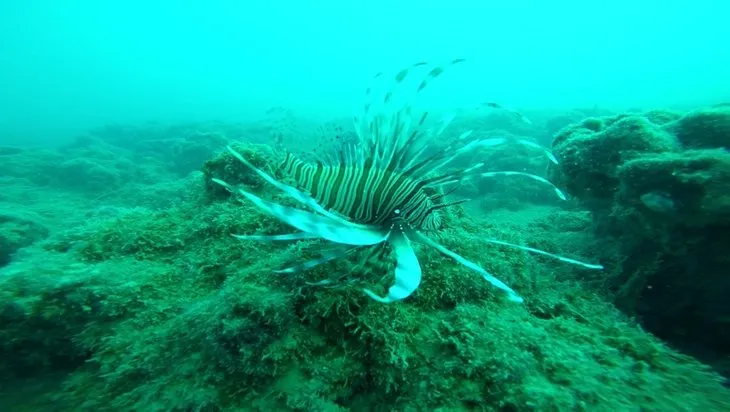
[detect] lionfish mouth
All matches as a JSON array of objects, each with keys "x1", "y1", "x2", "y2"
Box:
[{"x1": 213, "y1": 59, "x2": 603, "y2": 304}]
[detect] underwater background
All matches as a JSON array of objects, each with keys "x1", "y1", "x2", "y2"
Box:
[{"x1": 1, "y1": 1, "x2": 729, "y2": 411}]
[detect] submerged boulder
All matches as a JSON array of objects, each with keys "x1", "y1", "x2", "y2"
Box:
[
  {"x1": 0, "y1": 208, "x2": 49, "y2": 267},
  {"x1": 200, "y1": 142, "x2": 279, "y2": 200},
  {"x1": 665, "y1": 106, "x2": 730, "y2": 149},
  {"x1": 617, "y1": 149, "x2": 730, "y2": 227},
  {"x1": 552, "y1": 106, "x2": 730, "y2": 372},
  {"x1": 552, "y1": 114, "x2": 679, "y2": 205}
]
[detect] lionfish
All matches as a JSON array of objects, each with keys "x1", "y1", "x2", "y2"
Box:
[{"x1": 212, "y1": 59, "x2": 602, "y2": 303}]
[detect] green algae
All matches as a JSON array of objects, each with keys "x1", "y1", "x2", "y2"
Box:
[
  {"x1": 552, "y1": 107, "x2": 730, "y2": 378},
  {"x1": 1, "y1": 138, "x2": 727, "y2": 411}
]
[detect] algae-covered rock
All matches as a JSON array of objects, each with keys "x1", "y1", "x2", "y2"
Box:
[
  {"x1": 0, "y1": 253, "x2": 175, "y2": 379},
  {"x1": 618, "y1": 149, "x2": 730, "y2": 227},
  {"x1": 643, "y1": 109, "x2": 683, "y2": 126},
  {"x1": 553, "y1": 106, "x2": 730, "y2": 374},
  {"x1": 552, "y1": 114, "x2": 679, "y2": 203},
  {"x1": 56, "y1": 158, "x2": 122, "y2": 191},
  {"x1": 0, "y1": 147, "x2": 63, "y2": 186},
  {"x1": 0, "y1": 207, "x2": 49, "y2": 267},
  {"x1": 3, "y1": 194, "x2": 727, "y2": 411},
  {"x1": 2, "y1": 118, "x2": 730, "y2": 410},
  {"x1": 201, "y1": 142, "x2": 279, "y2": 200},
  {"x1": 666, "y1": 106, "x2": 730, "y2": 148}
]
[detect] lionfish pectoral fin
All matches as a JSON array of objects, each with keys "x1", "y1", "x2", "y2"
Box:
[
  {"x1": 412, "y1": 231, "x2": 524, "y2": 303},
  {"x1": 232, "y1": 232, "x2": 318, "y2": 241},
  {"x1": 274, "y1": 245, "x2": 359, "y2": 274},
  {"x1": 306, "y1": 245, "x2": 390, "y2": 289},
  {"x1": 352, "y1": 243, "x2": 391, "y2": 277},
  {"x1": 212, "y1": 178, "x2": 388, "y2": 246},
  {"x1": 364, "y1": 233, "x2": 422, "y2": 303}
]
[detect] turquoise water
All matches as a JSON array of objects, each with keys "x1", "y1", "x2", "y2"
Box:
[
  {"x1": 1, "y1": 2, "x2": 729, "y2": 410},
  {"x1": 1, "y1": 1, "x2": 727, "y2": 144}
]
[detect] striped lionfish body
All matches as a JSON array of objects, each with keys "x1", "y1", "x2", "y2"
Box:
[
  {"x1": 213, "y1": 59, "x2": 603, "y2": 303},
  {"x1": 279, "y1": 154, "x2": 442, "y2": 231}
]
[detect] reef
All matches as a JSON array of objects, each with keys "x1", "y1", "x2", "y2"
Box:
[
  {"x1": 551, "y1": 105, "x2": 730, "y2": 374},
  {"x1": 0, "y1": 111, "x2": 728, "y2": 410}
]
